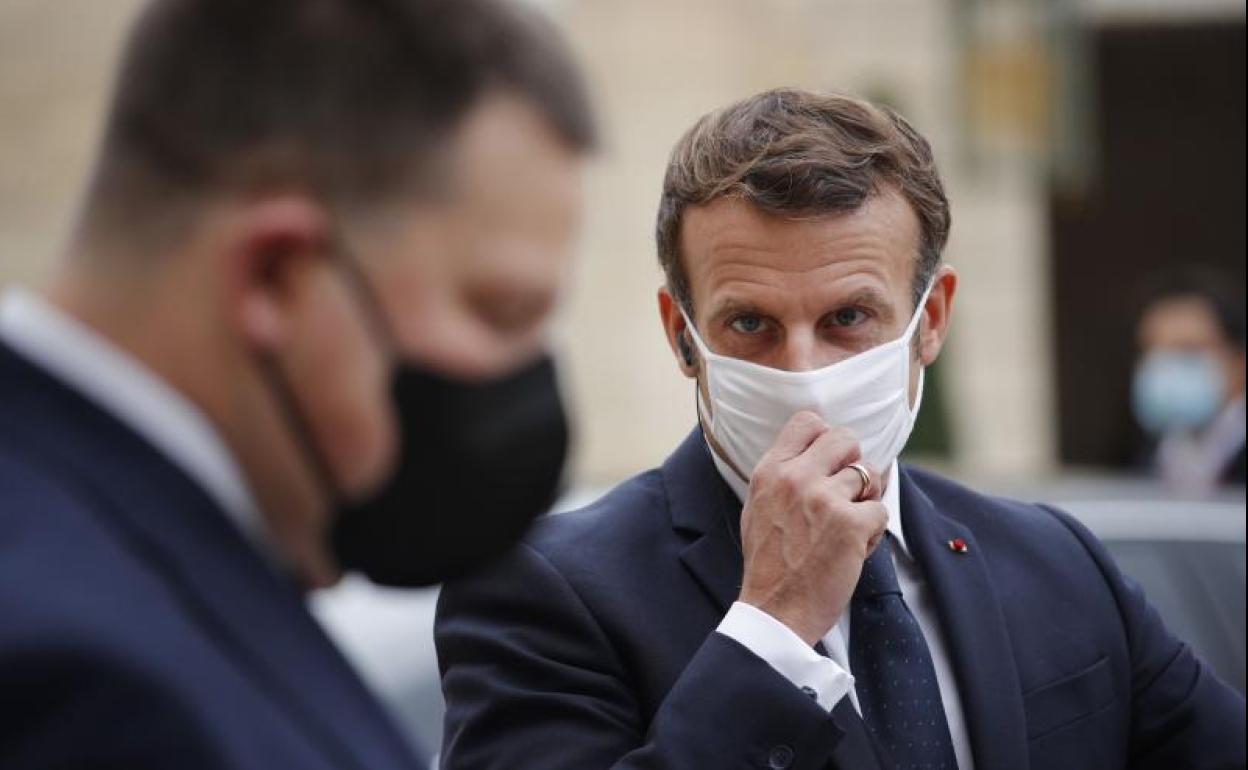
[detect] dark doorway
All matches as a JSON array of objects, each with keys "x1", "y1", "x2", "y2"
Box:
[{"x1": 1048, "y1": 20, "x2": 1245, "y2": 468}]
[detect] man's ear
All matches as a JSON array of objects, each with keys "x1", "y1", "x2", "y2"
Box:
[
  {"x1": 918, "y1": 264, "x2": 957, "y2": 366},
  {"x1": 657, "y1": 286, "x2": 698, "y2": 378},
  {"x1": 224, "y1": 196, "x2": 334, "y2": 354}
]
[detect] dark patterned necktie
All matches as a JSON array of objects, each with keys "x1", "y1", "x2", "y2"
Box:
[{"x1": 850, "y1": 538, "x2": 958, "y2": 770}]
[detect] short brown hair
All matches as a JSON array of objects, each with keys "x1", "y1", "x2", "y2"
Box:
[
  {"x1": 83, "y1": 0, "x2": 595, "y2": 247},
  {"x1": 656, "y1": 88, "x2": 949, "y2": 313}
]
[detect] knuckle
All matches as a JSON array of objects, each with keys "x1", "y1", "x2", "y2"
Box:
[
  {"x1": 827, "y1": 427, "x2": 862, "y2": 461},
  {"x1": 803, "y1": 488, "x2": 832, "y2": 514},
  {"x1": 751, "y1": 460, "x2": 777, "y2": 486},
  {"x1": 828, "y1": 475, "x2": 859, "y2": 505},
  {"x1": 865, "y1": 501, "x2": 889, "y2": 527},
  {"x1": 817, "y1": 487, "x2": 852, "y2": 516},
  {"x1": 773, "y1": 465, "x2": 801, "y2": 493},
  {"x1": 791, "y1": 410, "x2": 825, "y2": 431},
  {"x1": 829, "y1": 425, "x2": 859, "y2": 445},
  {"x1": 748, "y1": 459, "x2": 768, "y2": 484}
]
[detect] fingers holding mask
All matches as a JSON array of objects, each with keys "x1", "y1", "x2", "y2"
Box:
[
  {"x1": 760, "y1": 410, "x2": 830, "y2": 465},
  {"x1": 828, "y1": 462, "x2": 888, "y2": 555},
  {"x1": 798, "y1": 425, "x2": 862, "y2": 480}
]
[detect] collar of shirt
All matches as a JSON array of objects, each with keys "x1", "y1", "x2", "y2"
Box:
[
  {"x1": 0, "y1": 287, "x2": 272, "y2": 555},
  {"x1": 1157, "y1": 395, "x2": 1248, "y2": 490},
  {"x1": 704, "y1": 436, "x2": 911, "y2": 559}
]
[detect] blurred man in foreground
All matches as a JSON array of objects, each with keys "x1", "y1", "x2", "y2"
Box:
[
  {"x1": 436, "y1": 89, "x2": 1245, "y2": 770},
  {"x1": 1132, "y1": 272, "x2": 1246, "y2": 493},
  {"x1": 0, "y1": 0, "x2": 593, "y2": 767}
]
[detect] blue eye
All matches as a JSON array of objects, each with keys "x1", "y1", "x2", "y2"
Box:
[
  {"x1": 729, "y1": 315, "x2": 765, "y2": 334},
  {"x1": 830, "y1": 308, "x2": 867, "y2": 327}
]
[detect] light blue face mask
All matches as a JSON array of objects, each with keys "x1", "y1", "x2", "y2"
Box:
[{"x1": 1131, "y1": 351, "x2": 1225, "y2": 434}]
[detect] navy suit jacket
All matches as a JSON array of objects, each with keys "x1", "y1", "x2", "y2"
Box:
[
  {"x1": 437, "y1": 428, "x2": 1246, "y2": 770},
  {"x1": 0, "y1": 344, "x2": 422, "y2": 770}
]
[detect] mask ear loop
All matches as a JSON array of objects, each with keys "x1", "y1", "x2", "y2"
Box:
[
  {"x1": 256, "y1": 352, "x2": 343, "y2": 507},
  {"x1": 695, "y1": 383, "x2": 752, "y2": 486},
  {"x1": 326, "y1": 230, "x2": 402, "y2": 358},
  {"x1": 680, "y1": 307, "x2": 714, "y2": 431},
  {"x1": 254, "y1": 229, "x2": 396, "y2": 515},
  {"x1": 901, "y1": 278, "x2": 939, "y2": 400},
  {"x1": 683, "y1": 307, "x2": 753, "y2": 486},
  {"x1": 909, "y1": 367, "x2": 927, "y2": 417},
  {"x1": 905, "y1": 278, "x2": 938, "y2": 343},
  {"x1": 678, "y1": 307, "x2": 716, "y2": 359}
]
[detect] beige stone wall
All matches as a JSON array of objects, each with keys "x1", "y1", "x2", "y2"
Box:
[
  {"x1": 0, "y1": 0, "x2": 145, "y2": 288},
  {"x1": 0, "y1": 0, "x2": 1064, "y2": 485}
]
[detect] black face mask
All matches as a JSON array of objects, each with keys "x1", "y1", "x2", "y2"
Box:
[
  {"x1": 330, "y1": 356, "x2": 568, "y2": 586},
  {"x1": 263, "y1": 245, "x2": 570, "y2": 587}
]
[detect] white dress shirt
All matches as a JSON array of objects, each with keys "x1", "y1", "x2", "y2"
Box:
[
  {"x1": 710, "y1": 444, "x2": 974, "y2": 769},
  {"x1": 0, "y1": 288, "x2": 271, "y2": 553},
  {"x1": 1156, "y1": 396, "x2": 1246, "y2": 494}
]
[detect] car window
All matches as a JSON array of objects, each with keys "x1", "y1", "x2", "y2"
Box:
[{"x1": 1102, "y1": 540, "x2": 1246, "y2": 694}]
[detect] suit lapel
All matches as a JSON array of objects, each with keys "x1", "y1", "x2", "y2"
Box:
[
  {"x1": 899, "y1": 467, "x2": 1029, "y2": 770},
  {"x1": 662, "y1": 428, "x2": 885, "y2": 770},
  {"x1": 0, "y1": 346, "x2": 418, "y2": 770},
  {"x1": 664, "y1": 429, "x2": 746, "y2": 614}
]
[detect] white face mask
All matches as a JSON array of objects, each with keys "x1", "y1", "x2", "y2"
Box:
[{"x1": 683, "y1": 283, "x2": 932, "y2": 481}]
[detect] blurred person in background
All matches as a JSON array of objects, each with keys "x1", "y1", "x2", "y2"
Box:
[
  {"x1": 436, "y1": 89, "x2": 1245, "y2": 770},
  {"x1": 1132, "y1": 271, "x2": 1246, "y2": 493},
  {"x1": 0, "y1": 0, "x2": 593, "y2": 768}
]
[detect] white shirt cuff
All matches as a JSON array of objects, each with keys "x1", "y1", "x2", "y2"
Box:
[{"x1": 716, "y1": 601, "x2": 853, "y2": 712}]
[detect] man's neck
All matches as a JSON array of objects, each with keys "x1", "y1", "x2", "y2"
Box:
[{"x1": 47, "y1": 267, "x2": 339, "y2": 588}]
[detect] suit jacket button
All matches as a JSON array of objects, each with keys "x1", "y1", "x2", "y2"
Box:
[{"x1": 767, "y1": 744, "x2": 795, "y2": 769}]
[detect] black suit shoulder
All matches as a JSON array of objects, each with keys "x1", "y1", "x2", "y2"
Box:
[
  {"x1": 1, "y1": 347, "x2": 424, "y2": 770},
  {"x1": 1, "y1": 441, "x2": 165, "y2": 628},
  {"x1": 902, "y1": 464, "x2": 1083, "y2": 539},
  {"x1": 524, "y1": 469, "x2": 673, "y2": 574},
  {"x1": 900, "y1": 464, "x2": 1118, "y2": 584},
  {"x1": 905, "y1": 466, "x2": 1245, "y2": 770},
  {"x1": 0, "y1": 446, "x2": 234, "y2": 768}
]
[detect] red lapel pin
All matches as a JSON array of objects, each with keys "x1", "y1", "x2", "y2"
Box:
[{"x1": 947, "y1": 538, "x2": 969, "y2": 554}]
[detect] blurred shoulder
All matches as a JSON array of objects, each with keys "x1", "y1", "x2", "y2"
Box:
[
  {"x1": 437, "y1": 466, "x2": 681, "y2": 631},
  {"x1": 524, "y1": 467, "x2": 675, "y2": 573},
  {"x1": 0, "y1": 441, "x2": 109, "y2": 563},
  {"x1": 0, "y1": 442, "x2": 176, "y2": 656},
  {"x1": 0, "y1": 448, "x2": 230, "y2": 764}
]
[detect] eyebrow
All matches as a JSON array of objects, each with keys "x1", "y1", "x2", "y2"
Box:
[
  {"x1": 837, "y1": 288, "x2": 897, "y2": 323},
  {"x1": 704, "y1": 297, "x2": 770, "y2": 328},
  {"x1": 707, "y1": 286, "x2": 899, "y2": 325}
]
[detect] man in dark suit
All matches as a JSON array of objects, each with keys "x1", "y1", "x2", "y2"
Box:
[
  {"x1": 436, "y1": 89, "x2": 1246, "y2": 770},
  {"x1": 0, "y1": 1, "x2": 593, "y2": 767}
]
